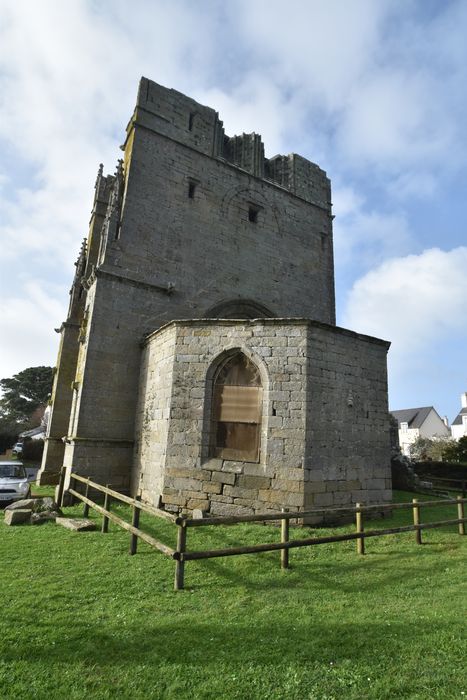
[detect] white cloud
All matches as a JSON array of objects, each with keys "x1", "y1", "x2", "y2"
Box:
[
  {"x1": 1, "y1": 0, "x2": 467, "y2": 419},
  {"x1": 228, "y1": 0, "x2": 467, "y2": 182},
  {"x1": 332, "y1": 188, "x2": 413, "y2": 272},
  {"x1": 343, "y1": 247, "x2": 467, "y2": 356},
  {"x1": 0, "y1": 280, "x2": 68, "y2": 379},
  {"x1": 234, "y1": 0, "x2": 387, "y2": 111},
  {"x1": 338, "y1": 69, "x2": 454, "y2": 169},
  {"x1": 343, "y1": 246, "x2": 467, "y2": 414},
  {"x1": 331, "y1": 186, "x2": 364, "y2": 219},
  {"x1": 0, "y1": 0, "x2": 220, "y2": 268},
  {"x1": 196, "y1": 79, "x2": 298, "y2": 157},
  {"x1": 387, "y1": 171, "x2": 437, "y2": 200}
]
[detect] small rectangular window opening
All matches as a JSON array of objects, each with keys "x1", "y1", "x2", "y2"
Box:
[
  {"x1": 188, "y1": 112, "x2": 195, "y2": 131},
  {"x1": 248, "y1": 206, "x2": 259, "y2": 223},
  {"x1": 188, "y1": 182, "x2": 196, "y2": 199}
]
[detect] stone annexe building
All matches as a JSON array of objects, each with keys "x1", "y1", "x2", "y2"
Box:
[{"x1": 38, "y1": 77, "x2": 392, "y2": 517}]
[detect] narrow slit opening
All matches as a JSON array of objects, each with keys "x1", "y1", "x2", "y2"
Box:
[{"x1": 248, "y1": 206, "x2": 258, "y2": 223}]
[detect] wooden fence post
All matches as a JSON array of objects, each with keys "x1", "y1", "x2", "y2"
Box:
[
  {"x1": 101, "y1": 485, "x2": 111, "y2": 533},
  {"x1": 129, "y1": 495, "x2": 141, "y2": 555},
  {"x1": 83, "y1": 477, "x2": 91, "y2": 518},
  {"x1": 457, "y1": 496, "x2": 465, "y2": 536},
  {"x1": 281, "y1": 508, "x2": 289, "y2": 569},
  {"x1": 356, "y1": 503, "x2": 365, "y2": 555},
  {"x1": 57, "y1": 466, "x2": 66, "y2": 508},
  {"x1": 412, "y1": 498, "x2": 422, "y2": 544},
  {"x1": 174, "y1": 518, "x2": 187, "y2": 591},
  {"x1": 69, "y1": 475, "x2": 76, "y2": 505}
]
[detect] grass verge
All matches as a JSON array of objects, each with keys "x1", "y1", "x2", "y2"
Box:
[{"x1": 0, "y1": 491, "x2": 465, "y2": 699}]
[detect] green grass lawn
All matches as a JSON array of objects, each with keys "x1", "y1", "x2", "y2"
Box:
[{"x1": 0, "y1": 491, "x2": 465, "y2": 700}]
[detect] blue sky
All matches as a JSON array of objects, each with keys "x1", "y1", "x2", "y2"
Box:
[{"x1": 0, "y1": 0, "x2": 466, "y2": 423}]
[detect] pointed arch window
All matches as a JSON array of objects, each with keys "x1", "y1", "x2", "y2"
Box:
[{"x1": 212, "y1": 352, "x2": 262, "y2": 462}]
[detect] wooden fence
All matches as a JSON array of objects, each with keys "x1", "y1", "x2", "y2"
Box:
[
  {"x1": 419, "y1": 474, "x2": 467, "y2": 497},
  {"x1": 63, "y1": 470, "x2": 466, "y2": 591}
]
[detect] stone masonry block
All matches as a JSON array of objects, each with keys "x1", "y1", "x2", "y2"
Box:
[
  {"x1": 166, "y1": 466, "x2": 211, "y2": 481},
  {"x1": 218, "y1": 461, "x2": 245, "y2": 474},
  {"x1": 223, "y1": 485, "x2": 259, "y2": 500},
  {"x1": 242, "y1": 463, "x2": 276, "y2": 478},
  {"x1": 163, "y1": 494, "x2": 187, "y2": 507},
  {"x1": 258, "y1": 489, "x2": 304, "y2": 508},
  {"x1": 311, "y1": 493, "x2": 334, "y2": 507},
  {"x1": 233, "y1": 498, "x2": 260, "y2": 509},
  {"x1": 210, "y1": 502, "x2": 254, "y2": 517},
  {"x1": 187, "y1": 498, "x2": 210, "y2": 511},
  {"x1": 4, "y1": 509, "x2": 31, "y2": 525},
  {"x1": 202, "y1": 480, "x2": 223, "y2": 495},
  {"x1": 271, "y1": 479, "x2": 304, "y2": 493},
  {"x1": 274, "y1": 467, "x2": 304, "y2": 481},
  {"x1": 211, "y1": 471, "x2": 236, "y2": 485},
  {"x1": 307, "y1": 480, "x2": 327, "y2": 494},
  {"x1": 210, "y1": 494, "x2": 234, "y2": 504},
  {"x1": 237, "y1": 475, "x2": 271, "y2": 490},
  {"x1": 166, "y1": 477, "x2": 203, "y2": 492}
]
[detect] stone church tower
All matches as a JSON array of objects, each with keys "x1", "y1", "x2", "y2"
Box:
[{"x1": 38, "y1": 77, "x2": 391, "y2": 516}]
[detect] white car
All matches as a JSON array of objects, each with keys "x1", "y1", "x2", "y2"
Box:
[
  {"x1": 0, "y1": 462, "x2": 31, "y2": 502},
  {"x1": 12, "y1": 442, "x2": 23, "y2": 455}
]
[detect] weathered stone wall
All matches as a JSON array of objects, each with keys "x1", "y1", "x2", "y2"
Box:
[
  {"x1": 304, "y1": 325, "x2": 392, "y2": 511},
  {"x1": 134, "y1": 319, "x2": 391, "y2": 517},
  {"x1": 57, "y1": 77, "x2": 336, "y2": 485},
  {"x1": 115, "y1": 81, "x2": 335, "y2": 323},
  {"x1": 43, "y1": 78, "x2": 392, "y2": 515},
  {"x1": 133, "y1": 323, "x2": 177, "y2": 497}
]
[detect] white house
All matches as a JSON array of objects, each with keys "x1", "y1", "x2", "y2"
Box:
[
  {"x1": 391, "y1": 406, "x2": 450, "y2": 456},
  {"x1": 451, "y1": 393, "x2": 467, "y2": 441},
  {"x1": 19, "y1": 425, "x2": 46, "y2": 441}
]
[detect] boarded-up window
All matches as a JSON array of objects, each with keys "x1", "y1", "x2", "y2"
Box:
[{"x1": 212, "y1": 353, "x2": 262, "y2": 462}]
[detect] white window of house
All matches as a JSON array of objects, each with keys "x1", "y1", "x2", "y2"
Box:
[{"x1": 401, "y1": 422, "x2": 408, "y2": 432}]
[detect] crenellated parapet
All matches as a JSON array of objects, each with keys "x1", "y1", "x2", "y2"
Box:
[
  {"x1": 126, "y1": 77, "x2": 331, "y2": 210},
  {"x1": 223, "y1": 132, "x2": 265, "y2": 178}
]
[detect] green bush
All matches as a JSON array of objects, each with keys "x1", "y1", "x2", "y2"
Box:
[
  {"x1": 413, "y1": 459, "x2": 467, "y2": 480},
  {"x1": 22, "y1": 438, "x2": 44, "y2": 462},
  {"x1": 0, "y1": 429, "x2": 17, "y2": 454}
]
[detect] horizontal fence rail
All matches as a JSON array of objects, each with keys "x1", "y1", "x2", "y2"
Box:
[
  {"x1": 69, "y1": 473, "x2": 177, "y2": 522},
  {"x1": 67, "y1": 488, "x2": 175, "y2": 557},
  {"x1": 63, "y1": 470, "x2": 466, "y2": 591},
  {"x1": 419, "y1": 475, "x2": 467, "y2": 497},
  {"x1": 175, "y1": 498, "x2": 465, "y2": 527},
  {"x1": 65, "y1": 471, "x2": 177, "y2": 564}
]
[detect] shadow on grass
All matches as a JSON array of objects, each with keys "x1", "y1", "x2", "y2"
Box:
[
  {"x1": 0, "y1": 616, "x2": 452, "y2": 669},
  {"x1": 182, "y1": 539, "x2": 464, "y2": 599}
]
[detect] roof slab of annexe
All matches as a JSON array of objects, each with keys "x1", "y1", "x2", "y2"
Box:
[{"x1": 142, "y1": 317, "x2": 391, "y2": 350}]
